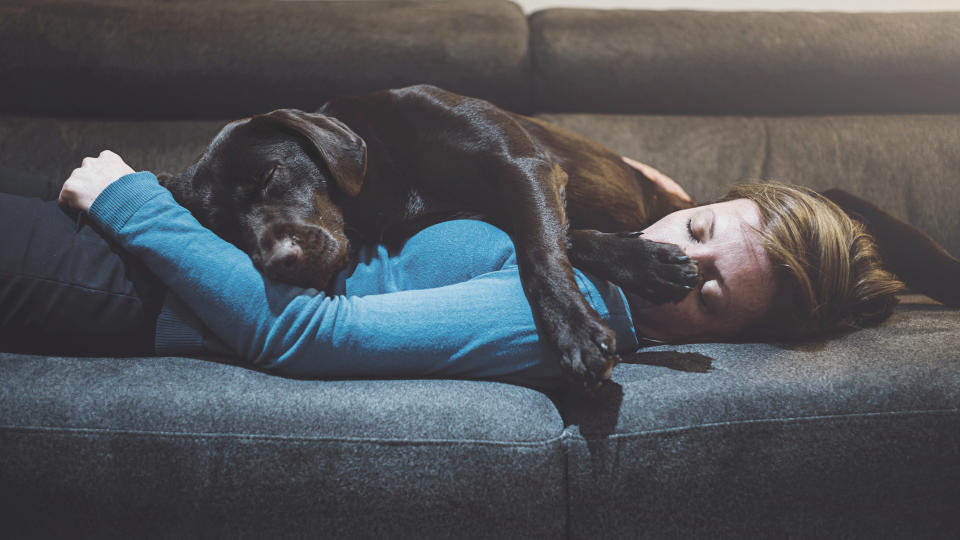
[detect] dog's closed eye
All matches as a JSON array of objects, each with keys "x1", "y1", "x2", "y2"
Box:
[{"x1": 259, "y1": 164, "x2": 281, "y2": 197}]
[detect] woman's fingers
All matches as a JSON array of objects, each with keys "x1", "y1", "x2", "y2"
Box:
[{"x1": 58, "y1": 150, "x2": 135, "y2": 212}]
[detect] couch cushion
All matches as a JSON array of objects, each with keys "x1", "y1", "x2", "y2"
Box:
[
  {"x1": 3, "y1": 110, "x2": 958, "y2": 255},
  {"x1": 3, "y1": 111, "x2": 958, "y2": 255},
  {"x1": 539, "y1": 113, "x2": 960, "y2": 257},
  {"x1": 561, "y1": 294, "x2": 960, "y2": 538},
  {"x1": 530, "y1": 10, "x2": 960, "y2": 115},
  {"x1": 0, "y1": 354, "x2": 566, "y2": 538},
  {"x1": 0, "y1": 116, "x2": 226, "y2": 199},
  {"x1": 0, "y1": 0, "x2": 530, "y2": 119}
]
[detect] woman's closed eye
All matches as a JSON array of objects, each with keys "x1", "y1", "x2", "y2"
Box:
[{"x1": 686, "y1": 217, "x2": 700, "y2": 243}]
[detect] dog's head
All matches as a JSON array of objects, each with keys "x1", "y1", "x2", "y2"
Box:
[{"x1": 160, "y1": 109, "x2": 367, "y2": 290}]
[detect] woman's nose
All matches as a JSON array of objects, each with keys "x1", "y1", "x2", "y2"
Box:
[
  {"x1": 685, "y1": 243, "x2": 712, "y2": 262},
  {"x1": 685, "y1": 245, "x2": 716, "y2": 275}
]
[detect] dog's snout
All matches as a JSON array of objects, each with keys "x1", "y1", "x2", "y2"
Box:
[
  {"x1": 257, "y1": 223, "x2": 347, "y2": 290},
  {"x1": 264, "y1": 235, "x2": 314, "y2": 278},
  {"x1": 274, "y1": 237, "x2": 305, "y2": 268}
]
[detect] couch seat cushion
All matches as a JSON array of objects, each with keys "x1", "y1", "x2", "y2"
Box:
[
  {"x1": 0, "y1": 354, "x2": 567, "y2": 539},
  {"x1": 562, "y1": 294, "x2": 960, "y2": 539}
]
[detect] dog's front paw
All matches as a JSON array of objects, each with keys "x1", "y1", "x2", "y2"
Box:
[
  {"x1": 541, "y1": 295, "x2": 620, "y2": 391},
  {"x1": 569, "y1": 230, "x2": 699, "y2": 305},
  {"x1": 629, "y1": 238, "x2": 700, "y2": 304}
]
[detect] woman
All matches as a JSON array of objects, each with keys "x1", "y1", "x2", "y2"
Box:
[{"x1": 0, "y1": 151, "x2": 903, "y2": 390}]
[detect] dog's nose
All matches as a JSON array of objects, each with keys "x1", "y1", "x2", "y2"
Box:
[
  {"x1": 272, "y1": 237, "x2": 303, "y2": 268},
  {"x1": 264, "y1": 235, "x2": 311, "y2": 281},
  {"x1": 258, "y1": 224, "x2": 346, "y2": 289}
]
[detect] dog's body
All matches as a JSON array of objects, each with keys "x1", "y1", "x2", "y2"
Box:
[
  {"x1": 158, "y1": 84, "x2": 960, "y2": 386},
  {"x1": 160, "y1": 84, "x2": 699, "y2": 386},
  {"x1": 318, "y1": 87, "x2": 690, "y2": 240}
]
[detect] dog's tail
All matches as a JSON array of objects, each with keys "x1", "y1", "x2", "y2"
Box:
[{"x1": 821, "y1": 188, "x2": 960, "y2": 307}]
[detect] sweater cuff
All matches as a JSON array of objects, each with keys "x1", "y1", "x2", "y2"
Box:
[
  {"x1": 575, "y1": 270, "x2": 640, "y2": 354},
  {"x1": 155, "y1": 292, "x2": 233, "y2": 357},
  {"x1": 88, "y1": 171, "x2": 165, "y2": 234},
  {"x1": 155, "y1": 294, "x2": 205, "y2": 356}
]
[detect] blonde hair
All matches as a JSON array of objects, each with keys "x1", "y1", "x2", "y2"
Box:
[{"x1": 722, "y1": 182, "x2": 904, "y2": 340}]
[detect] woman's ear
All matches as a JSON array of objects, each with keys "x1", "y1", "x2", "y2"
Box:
[{"x1": 255, "y1": 109, "x2": 368, "y2": 197}]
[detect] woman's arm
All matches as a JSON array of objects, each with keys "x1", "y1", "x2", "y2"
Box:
[{"x1": 64, "y1": 154, "x2": 636, "y2": 387}]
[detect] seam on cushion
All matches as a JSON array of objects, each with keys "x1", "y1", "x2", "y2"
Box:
[
  {"x1": 0, "y1": 270, "x2": 145, "y2": 300},
  {"x1": 577, "y1": 408, "x2": 960, "y2": 441},
  {"x1": 0, "y1": 424, "x2": 568, "y2": 448},
  {"x1": 527, "y1": 11, "x2": 541, "y2": 113}
]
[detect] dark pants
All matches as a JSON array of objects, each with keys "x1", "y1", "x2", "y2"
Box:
[{"x1": 0, "y1": 193, "x2": 165, "y2": 356}]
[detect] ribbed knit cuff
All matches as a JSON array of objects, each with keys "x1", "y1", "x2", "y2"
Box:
[
  {"x1": 88, "y1": 171, "x2": 164, "y2": 234},
  {"x1": 154, "y1": 292, "x2": 234, "y2": 358},
  {"x1": 610, "y1": 286, "x2": 640, "y2": 352},
  {"x1": 154, "y1": 293, "x2": 206, "y2": 356}
]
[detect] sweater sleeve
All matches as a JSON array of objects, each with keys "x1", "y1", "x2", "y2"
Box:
[{"x1": 88, "y1": 172, "x2": 637, "y2": 388}]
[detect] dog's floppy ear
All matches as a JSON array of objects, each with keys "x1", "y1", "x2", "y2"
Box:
[{"x1": 257, "y1": 109, "x2": 367, "y2": 197}]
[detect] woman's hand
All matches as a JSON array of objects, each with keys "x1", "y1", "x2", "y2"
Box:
[
  {"x1": 58, "y1": 150, "x2": 136, "y2": 212},
  {"x1": 621, "y1": 156, "x2": 693, "y2": 204}
]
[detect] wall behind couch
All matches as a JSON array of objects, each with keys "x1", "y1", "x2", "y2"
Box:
[{"x1": 516, "y1": 0, "x2": 960, "y2": 12}]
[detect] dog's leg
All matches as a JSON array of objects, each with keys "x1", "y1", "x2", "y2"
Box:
[
  {"x1": 488, "y1": 158, "x2": 627, "y2": 387},
  {"x1": 335, "y1": 85, "x2": 700, "y2": 387},
  {"x1": 495, "y1": 161, "x2": 699, "y2": 387}
]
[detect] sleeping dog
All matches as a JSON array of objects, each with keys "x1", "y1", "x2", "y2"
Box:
[
  {"x1": 158, "y1": 84, "x2": 701, "y2": 387},
  {"x1": 157, "y1": 84, "x2": 960, "y2": 386}
]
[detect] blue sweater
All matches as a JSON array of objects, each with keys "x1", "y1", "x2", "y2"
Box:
[{"x1": 88, "y1": 172, "x2": 639, "y2": 389}]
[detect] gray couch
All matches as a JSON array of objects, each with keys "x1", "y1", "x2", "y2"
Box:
[{"x1": 1, "y1": 1, "x2": 959, "y2": 538}]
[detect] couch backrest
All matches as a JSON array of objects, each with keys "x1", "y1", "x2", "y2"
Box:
[
  {"x1": 526, "y1": 8, "x2": 960, "y2": 256},
  {"x1": 1, "y1": 1, "x2": 958, "y2": 255},
  {"x1": 6, "y1": 2, "x2": 960, "y2": 118},
  {"x1": 0, "y1": 0, "x2": 530, "y2": 119},
  {"x1": 529, "y1": 9, "x2": 960, "y2": 115}
]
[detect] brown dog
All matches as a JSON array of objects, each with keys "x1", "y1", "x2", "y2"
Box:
[
  {"x1": 158, "y1": 84, "x2": 700, "y2": 387},
  {"x1": 158, "y1": 84, "x2": 960, "y2": 386}
]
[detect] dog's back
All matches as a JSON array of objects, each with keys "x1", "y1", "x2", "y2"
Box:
[{"x1": 321, "y1": 86, "x2": 693, "y2": 243}]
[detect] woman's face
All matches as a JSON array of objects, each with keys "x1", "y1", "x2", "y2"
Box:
[{"x1": 628, "y1": 198, "x2": 777, "y2": 343}]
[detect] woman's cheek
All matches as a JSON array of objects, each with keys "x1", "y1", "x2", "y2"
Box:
[{"x1": 632, "y1": 297, "x2": 698, "y2": 342}]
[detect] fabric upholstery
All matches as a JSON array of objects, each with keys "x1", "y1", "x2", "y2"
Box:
[
  {"x1": 0, "y1": 354, "x2": 566, "y2": 538},
  {"x1": 530, "y1": 10, "x2": 960, "y2": 115},
  {"x1": 3, "y1": 112, "x2": 958, "y2": 256},
  {"x1": 1, "y1": 2, "x2": 959, "y2": 538},
  {"x1": 0, "y1": 116, "x2": 226, "y2": 199},
  {"x1": 0, "y1": 0, "x2": 530, "y2": 119},
  {"x1": 562, "y1": 295, "x2": 960, "y2": 538},
  {"x1": 539, "y1": 113, "x2": 960, "y2": 256}
]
